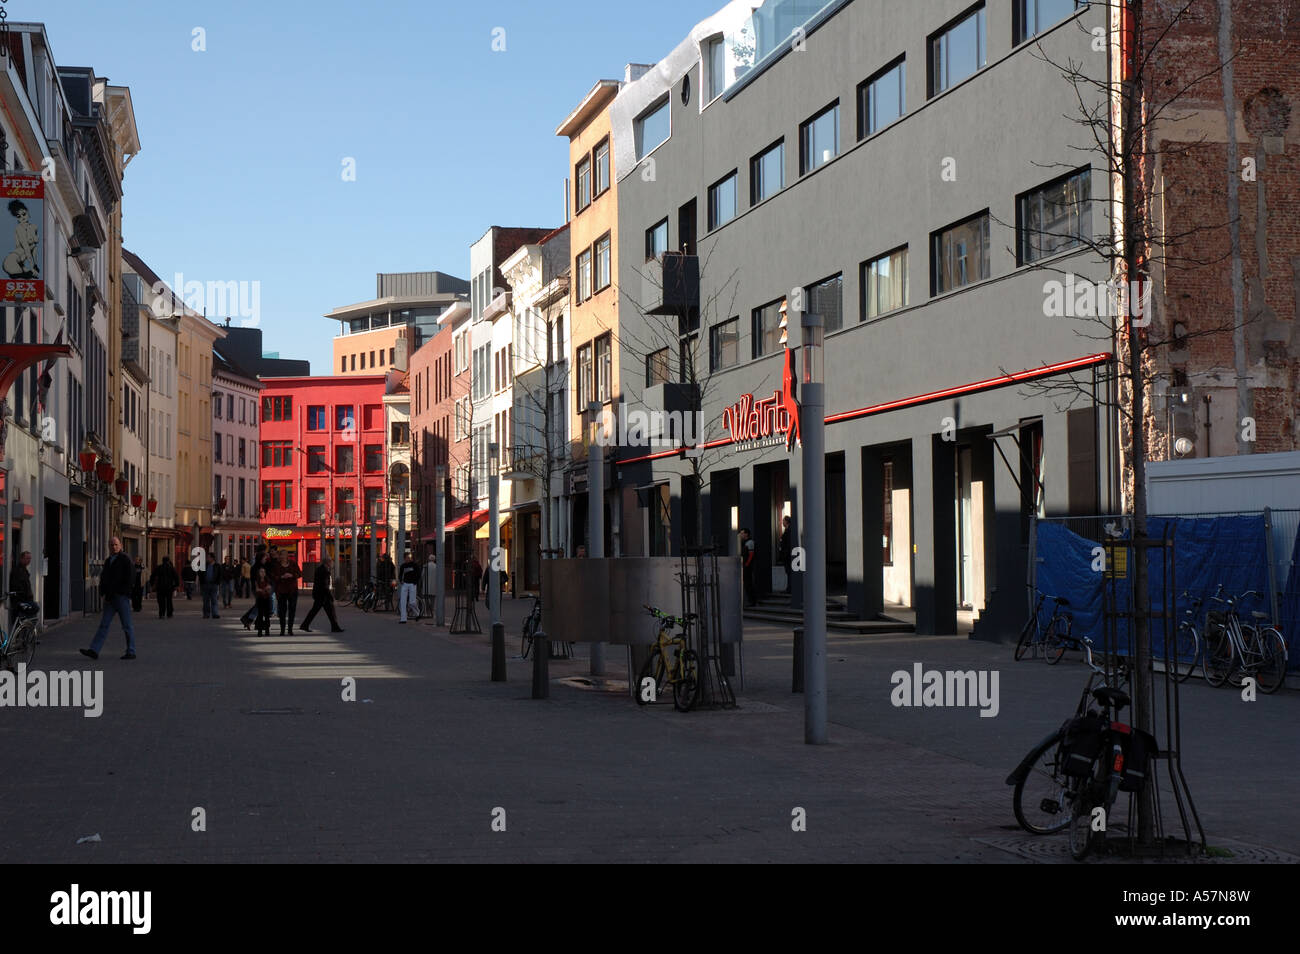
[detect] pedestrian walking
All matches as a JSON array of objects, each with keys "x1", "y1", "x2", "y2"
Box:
[
  {"x1": 241, "y1": 546, "x2": 269, "y2": 630},
  {"x1": 300, "y1": 556, "x2": 344, "y2": 633},
  {"x1": 239, "y1": 556, "x2": 251, "y2": 597},
  {"x1": 81, "y1": 537, "x2": 137, "y2": 660},
  {"x1": 253, "y1": 567, "x2": 274, "y2": 637},
  {"x1": 275, "y1": 551, "x2": 302, "y2": 635},
  {"x1": 181, "y1": 561, "x2": 196, "y2": 600},
  {"x1": 201, "y1": 552, "x2": 221, "y2": 618},
  {"x1": 777, "y1": 515, "x2": 794, "y2": 594},
  {"x1": 398, "y1": 550, "x2": 419, "y2": 623},
  {"x1": 220, "y1": 556, "x2": 236, "y2": 607},
  {"x1": 740, "y1": 528, "x2": 758, "y2": 607},
  {"x1": 470, "y1": 556, "x2": 483, "y2": 605},
  {"x1": 150, "y1": 557, "x2": 179, "y2": 618},
  {"x1": 8, "y1": 549, "x2": 34, "y2": 632},
  {"x1": 131, "y1": 556, "x2": 145, "y2": 611}
]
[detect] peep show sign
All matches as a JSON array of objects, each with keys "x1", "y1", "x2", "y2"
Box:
[{"x1": 1, "y1": 173, "x2": 43, "y2": 306}]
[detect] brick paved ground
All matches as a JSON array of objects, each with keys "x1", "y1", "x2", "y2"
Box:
[{"x1": 1, "y1": 590, "x2": 1294, "y2": 863}]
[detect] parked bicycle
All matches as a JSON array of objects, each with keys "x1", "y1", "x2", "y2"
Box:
[
  {"x1": 1202, "y1": 586, "x2": 1287, "y2": 693},
  {"x1": 521, "y1": 595, "x2": 543, "y2": 659},
  {"x1": 0, "y1": 595, "x2": 41, "y2": 672},
  {"x1": 1006, "y1": 635, "x2": 1138, "y2": 840},
  {"x1": 635, "y1": 604, "x2": 700, "y2": 712},
  {"x1": 1169, "y1": 592, "x2": 1204, "y2": 684},
  {"x1": 1014, "y1": 592, "x2": 1073, "y2": 664}
]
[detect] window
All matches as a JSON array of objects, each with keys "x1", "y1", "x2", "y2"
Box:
[
  {"x1": 706, "y1": 35, "x2": 726, "y2": 100},
  {"x1": 214, "y1": 392, "x2": 222, "y2": 418},
  {"x1": 710, "y1": 317, "x2": 740, "y2": 371},
  {"x1": 862, "y1": 247, "x2": 909, "y2": 319},
  {"x1": 390, "y1": 421, "x2": 410, "y2": 445},
  {"x1": 364, "y1": 487, "x2": 384, "y2": 522},
  {"x1": 882, "y1": 460, "x2": 894, "y2": 565},
  {"x1": 708, "y1": 171, "x2": 738, "y2": 230},
  {"x1": 575, "y1": 156, "x2": 592, "y2": 213},
  {"x1": 336, "y1": 405, "x2": 355, "y2": 431},
  {"x1": 340, "y1": 356, "x2": 347, "y2": 373},
  {"x1": 576, "y1": 249, "x2": 593, "y2": 303},
  {"x1": 930, "y1": 5, "x2": 986, "y2": 97},
  {"x1": 226, "y1": 393, "x2": 233, "y2": 418},
  {"x1": 645, "y1": 218, "x2": 669, "y2": 262},
  {"x1": 251, "y1": 403, "x2": 256, "y2": 425},
  {"x1": 593, "y1": 138, "x2": 610, "y2": 197},
  {"x1": 594, "y1": 235, "x2": 611, "y2": 292},
  {"x1": 1018, "y1": 167, "x2": 1092, "y2": 264},
  {"x1": 335, "y1": 445, "x2": 355, "y2": 474},
  {"x1": 635, "y1": 98, "x2": 670, "y2": 159},
  {"x1": 389, "y1": 347, "x2": 394, "y2": 364},
  {"x1": 932, "y1": 212, "x2": 991, "y2": 294},
  {"x1": 576, "y1": 343, "x2": 593, "y2": 411},
  {"x1": 238, "y1": 478, "x2": 246, "y2": 517},
  {"x1": 350, "y1": 354, "x2": 356, "y2": 371},
  {"x1": 646, "y1": 348, "x2": 671, "y2": 386},
  {"x1": 307, "y1": 405, "x2": 327, "y2": 430},
  {"x1": 260, "y1": 440, "x2": 290, "y2": 468},
  {"x1": 364, "y1": 444, "x2": 384, "y2": 472},
  {"x1": 261, "y1": 396, "x2": 292, "y2": 421},
  {"x1": 238, "y1": 439, "x2": 247, "y2": 468},
  {"x1": 806, "y1": 273, "x2": 844, "y2": 334},
  {"x1": 214, "y1": 431, "x2": 223, "y2": 463},
  {"x1": 307, "y1": 446, "x2": 327, "y2": 474},
  {"x1": 240, "y1": 399, "x2": 246, "y2": 423},
  {"x1": 1016, "y1": 0, "x2": 1082, "y2": 44},
  {"x1": 750, "y1": 140, "x2": 784, "y2": 205},
  {"x1": 215, "y1": 474, "x2": 222, "y2": 503},
  {"x1": 799, "y1": 102, "x2": 839, "y2": 175},
  {"x1": 307, "y1": 488, "x2": 326, "y2": 523},
  {"x1": 858, "y1": 57, "x2": 906, "y2": 139},
  {"x1": 752, "y1": 299, "x2": 783, "y2": 358},
  {"x1": 594, "y1": 334, "x2": 612, "y2": 402}
]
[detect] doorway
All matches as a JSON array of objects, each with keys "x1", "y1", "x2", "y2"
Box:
[
  {"x1": 44, "y1": 501, "x2": 61, "y2": 620},
  {"x1": 826, "y1": 452, "x2": 847, "y2": 597}
]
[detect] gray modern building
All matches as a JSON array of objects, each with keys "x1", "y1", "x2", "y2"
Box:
[{"x1": 611, "y1": 0, "x2": 1118, "y2": 639}]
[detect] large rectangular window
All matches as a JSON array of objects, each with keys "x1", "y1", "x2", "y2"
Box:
[
  {"x1": 214, "y1": 432, "x2": 223, "y2": 463},
  {"x1": 635, "y1": 98, "x2": 670, "y2": 159},
  {"x1": 1017, "y1": 167, "x2": 1092, "y2": 264},
  {"x1": 307, "y1": 488, "x2": 326, "y2": 523},
  {"x1": 862, "y1": 247, "x2": 909, "y2": 319},
  {"x1": 594, "y1": 234, "x2": 612, "y2": 292},
  {"x1": 335, "y1": 445, "x2": 355, "y2": 474},
  {"x1": 707, "y1": 35, "x2": 726, "y2": 101},
  {"x1": 710, "y1": 317, "x2": 740, "y2": 371},
  {"x1": 336, "y1": 405, "x2": 355, "y2": 431},
  {"x1": 932, "y1": 212, "x2": 991, "y2": 294},
  {"x1": 575, "y1": 156, "x2": 592, "y2": 213},
  {"x1": 576, "y1": 344, "x2": 593, "y2": 411},
  {"x1": 750, "y1": 140, "x2": 784, "y2": 205},
  {"x1": 645, "y1": 218, "x2": 669, "y2": 262},
  {"x1": 364, "y1": 444, "x2": 384, "y2": 472},
  {"x1": 708, "y1": 171, "x2": 738, "y2": 231},
  {"x1": 799, "y1": 102, "x2": 839, "y2": 174},
  {"x1": 646, "y1": 348, "x2": 671, "y2": 386},
  {"x1": 260, "y1": 440, "x2": 291, "y2": 468},
  {"x1": 752, "y1": 299, "x2": 783, "y2": 358},
  {"x1": 594, "y1": 334, "x2": 612, "y2": 402},
  {"x1": 930, "y1": 5, "x2": 986, "y2": 97},
  {"x1": 261, "y1": 395, "x2": 292, "y2": 421},
  {"x1": 307, "y1": 405, "x2": 326, "y2": 430},
  {"x1": 1016, "y1": 0, "x2": 1083, "y2": 44},
  {"x1": 593, "y1": 138, "x2": 610, "y2": 197},
  {"x1": 307, "y1": 446, "x2": 327, "y2": 474},
  {"x1": 858, "y1": 57, "x2": 906, "y2": 139},
  {"x1": 576, "y1": 249, "x2": 593, "y2": 302},
  {"x1": 805, "y1": 273, "x2": 844, "y2": 334}
]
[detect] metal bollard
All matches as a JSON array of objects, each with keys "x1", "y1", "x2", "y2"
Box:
[
  {"x1": 531, "y1": 628, "x2": 549, "y2": 699},
  {"x1": 491, "y1": 622, "x2": 506, "y2": 682},
  {"x1": 792, "y1": 626, "x2": 804, "y2": 694}
]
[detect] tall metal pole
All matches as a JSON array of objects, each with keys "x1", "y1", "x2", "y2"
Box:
[
  {"x1": 397, "y1": 498, "x2": 407, "y2": 565},
  {"x1": 435, "y1": 465, "x2": 446, "y2": 626},
  {"x1": 587, "y1": 401, "x2": 606, "y2": 676},
  {"x1": 489, "y1": 442, "x2": 505, "y2": 680},
  {"x1": 800, "y1": 312, "x2": 827, "y2": 745},
  {"x1": 350, "y1": 506, "x2": 357, "y2": 590}
]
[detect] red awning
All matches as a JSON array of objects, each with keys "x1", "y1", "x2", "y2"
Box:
[{"x1": 444, "y1": 509, "x2": 488, "y2": 533}]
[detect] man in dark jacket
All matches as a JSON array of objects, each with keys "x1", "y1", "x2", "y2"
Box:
[
  {"x1": 275, "y1": 551, "x2": 303, "y2": 635},
  {"x1": 241, "y1": 546, "x2": 269, "y2": 630},
  {"x1": 151, "y1": 557, "x2": 179, "y2": 618},
  {"x1": 8, "y1": 549, "x2": 34, "y2": 631},
  {"x1": 200, "y1": 551, "x2": 221, "y2": 619},
  {"x1": 300, "y1": 557, "x2": 343, "y2": 633},
  {"x1": 131, "y1": 556, "x2": 145, "y2": 611},
  {"x1": 81, "y1": 537, "x2": 137, "y2": 660}
]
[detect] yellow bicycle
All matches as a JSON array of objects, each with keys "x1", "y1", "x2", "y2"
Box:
[{"x1": 636, "y1": 604, "x2": 700, "y2": 712}]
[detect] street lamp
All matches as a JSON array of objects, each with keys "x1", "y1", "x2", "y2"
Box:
[{"x1": 800, "y1": 310, "x2": 826, "y2": 745}]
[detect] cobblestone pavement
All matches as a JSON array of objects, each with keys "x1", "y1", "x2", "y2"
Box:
[{"x1": 1, "y1": 592, "x2": 1293, "y2": 863}]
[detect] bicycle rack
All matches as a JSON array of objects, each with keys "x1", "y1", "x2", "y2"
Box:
[
  {"x1": 1101, "y1": 522, "x2": 1206, "y2": 859},
  {"x1": 679, "y1": 546, "x2": 738, "y2": 710},
  {"x1": 449, "y1": 562, "x2": 481, "y2": 635}
]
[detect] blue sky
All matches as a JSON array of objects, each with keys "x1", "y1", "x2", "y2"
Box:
[{"x1": 30, "y1": 0, "x2": 713, "y2": 373}]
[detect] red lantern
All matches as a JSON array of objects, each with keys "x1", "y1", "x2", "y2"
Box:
[
  {"x1": 131, "y1": 492, "x2": 144, "y2": 508},
  {"x1": 78, "y1": 450, "x2": 98, "y2": 473},
  {"x1": 96, "y1": 461, "x2": 115, "y2": 484},
  {"x1": 115, "y1": 477, "x2": 130, "y2": 497},
  {"x1": 146, "y1": 496, "x2": 158, "y2": 513}
]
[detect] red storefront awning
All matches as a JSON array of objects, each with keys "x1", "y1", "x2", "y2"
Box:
[{"x1": 443, "y1": 509, "x2": 488, "y2": 533}]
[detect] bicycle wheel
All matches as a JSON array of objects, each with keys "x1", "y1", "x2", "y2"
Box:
[
  {"x1": 635, "y1": 648, "x2": 667, "y2": 705},
  {"x1": 1014, "y1": 616, "x2": 1038, "y2": 661},
  {"x1": 673, "y1": 649, "x2": 701, "y2": 712},
  {"x1": 1067, "y1": 778, "x2": 1098, "y2": 861},
  {"x1": 1044, "y1": 619, "x2": 1069, "y2": 665},
  {"x1": 15, "y1": 622, "x2": 38, "y2": 667},
  {"x1": 1011, "y1": 730, "x2": 1071, "y2": 835},
  {"x1": 1255, "y1": 627, "x2": 1288, "y2": 695},
  {"x1": 1203, "y1": 626, "x2": 1235, "y2": 688},
  {"x1": 1171, "y1": 624, "x2": 1199, "y2": 684},
  {"x1": 521, "y1": 615, "x2": 536, "y2": 659}
]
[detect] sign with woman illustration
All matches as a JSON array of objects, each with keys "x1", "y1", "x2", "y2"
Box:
[{"x1": 1, "y1": 173, "x2": 44, "y2": 304}]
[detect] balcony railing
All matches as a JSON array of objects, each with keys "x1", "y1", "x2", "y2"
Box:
[{"x1": 643, "y1": 252, "x2": 699, "y2": 316}]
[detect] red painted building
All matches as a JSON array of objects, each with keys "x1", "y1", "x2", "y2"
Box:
[{"x1": 258, "y1": 375, "x2": 388, "y2": 578}]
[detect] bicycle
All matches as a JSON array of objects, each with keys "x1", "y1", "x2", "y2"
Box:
[
  {"x1": 1203, "y1": 586, "x2": 1287, "y2": 693},
  {"x1": 0, "y1": 596, "x2": 41, "y2": 672},
  {"x1": 635, "y1": 604, "x2": 700, "y2": 712},
  {"x1": 339, "y1": 581, "x2": 363, "y2": 606},
  {"x1": 521, "y1": 595, "x2": 542, "y2": 659},
  {"x1": 1169, "y1": 592, "x2": 1203, "y2": 684},
  {"x1": 373, "y1": 581, "x2": 396, "y2": 613},
  {"x1": 1006, "y1": 635, "x2": 1132, "y2": 836},
  {"x1": 1014, "y1": 592, "x2": 1073, "y2": 664}
]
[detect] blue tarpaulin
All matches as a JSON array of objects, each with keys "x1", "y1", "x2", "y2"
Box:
[{"x1": 1034, "y1": 515, "x2": 1294, "y2": 670}]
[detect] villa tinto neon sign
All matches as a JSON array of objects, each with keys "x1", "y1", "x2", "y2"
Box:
[{"x1": 721, "y1": 349, "x2": 802, "y2": 452}]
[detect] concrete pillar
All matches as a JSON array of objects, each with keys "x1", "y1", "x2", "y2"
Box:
[
  {"x1": 913, "y1": 433, "x2": 958, "y2": 635},
  {"x1": 853, "y1": 445, "x2": 884, "y2": 620}
]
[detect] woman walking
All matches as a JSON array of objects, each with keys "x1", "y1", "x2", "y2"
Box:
[
  {"x1": 151, "y1": 557, "x2": 179, "y2": 618},
  {"x1": 275, "y1": 552, "x2": 302, "y2": 635},
  {"x1": 253, "y1": 567, "x2": 274, "y2": 637}
]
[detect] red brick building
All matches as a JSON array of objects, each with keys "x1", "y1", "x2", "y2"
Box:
[{"x1": 258, "y1": 375, "x2": 388, "y2": 578}]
